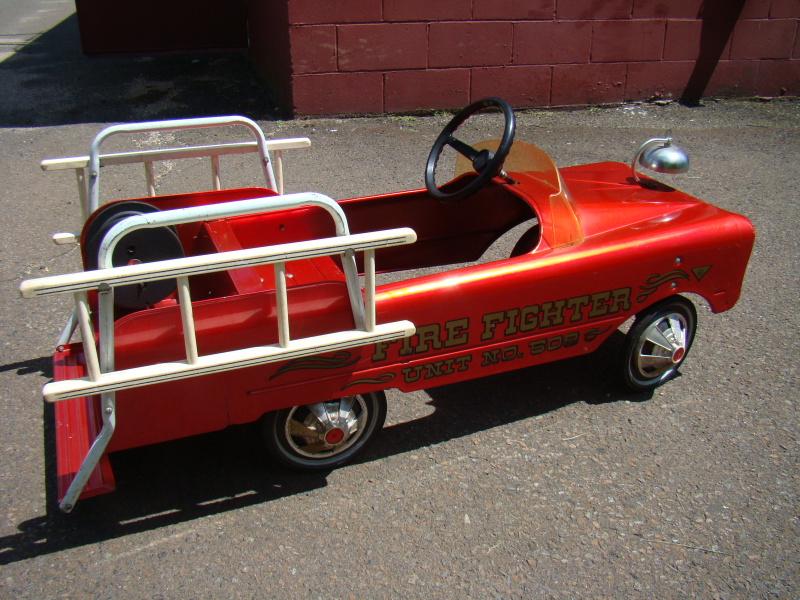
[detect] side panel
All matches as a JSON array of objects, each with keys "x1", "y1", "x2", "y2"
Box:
[
  {"x1": 107, "y1": 280, "x2": 355, "y2": 451},
  {"x1": 242, "y1": 202, "x2": 751, "y2": 406},
  {"x1": 230, "y1": 318, "x2": 625, "y2": 414},
  {"x1": 100, "y1": 181, "x2": 754, "y2": 441},
  {"x1": 106, "y1": 374, "x2": 231, "y2": 453}
]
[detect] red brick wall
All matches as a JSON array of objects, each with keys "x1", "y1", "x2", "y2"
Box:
[{"x1": 248, "y1": 0, "x2": 800, "y2": 116}]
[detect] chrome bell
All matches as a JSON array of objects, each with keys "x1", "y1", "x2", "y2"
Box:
[{"x1": 631, "y1": 129, "x2": 690, "y2": 187}]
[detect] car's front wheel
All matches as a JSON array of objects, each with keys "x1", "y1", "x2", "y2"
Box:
[
  {"x1": 621, "y1": 296, "x2": 696, "y2": 391},
  {"x1": 263, "y1": 392, "x2": 387, "y2": 471}
]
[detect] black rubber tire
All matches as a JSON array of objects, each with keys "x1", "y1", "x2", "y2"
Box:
[
  {"x1": 263, "y1": 392, "x2": 387, "y2": 471},
  {"x1": 621, "y1": 296, "x2": 697, "y2": 392}
]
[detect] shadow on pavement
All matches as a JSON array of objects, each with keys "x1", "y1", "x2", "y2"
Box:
[
  {"x1": 0, "y1": 13, "x2": 284, "y2": 128},
  {"x1": 0, "y1": 332, "x2": 658, "y2": 565},
  {"x1": 0, "y1": 356, "x2": 53, "y2": 378}
]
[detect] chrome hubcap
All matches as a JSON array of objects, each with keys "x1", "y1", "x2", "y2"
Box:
[
  {"x1": 634, "y1": 313, "x2": 689, "y2": 379},
  {"x1": 284, "y1": 396, "x2": 367, "y2": 459}
]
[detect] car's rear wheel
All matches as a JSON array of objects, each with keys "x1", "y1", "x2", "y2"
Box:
[
  {"x1": 621, "y1": 296, "x2": 696, "y2": 391},
  {"x1": 263, "y1": 392, "x2": 387, "y2": 471}
]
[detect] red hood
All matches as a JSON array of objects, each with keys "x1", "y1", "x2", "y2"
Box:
[{"x1": 559, "y1": 161, "x2": 703, "y2": 238}]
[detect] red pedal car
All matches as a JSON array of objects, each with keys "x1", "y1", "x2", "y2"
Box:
[{"x1": 21, "y1": 99, "x2": 754, "y2": 512}]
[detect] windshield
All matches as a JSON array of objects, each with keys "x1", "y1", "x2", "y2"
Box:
[{"x1": 454, "y1": 140, "x2": 584, "y2": 248}]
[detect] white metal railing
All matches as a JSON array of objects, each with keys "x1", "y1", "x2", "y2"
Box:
[
  {"x1": 40, "y1": 116, "x2": 311, "y2": 225},
  {"x1": 42, "y1": 116, "x2": 311, "y2": 345},
  {"x1": 21, "y1": 191, "x2": 416, "y2": 511}
]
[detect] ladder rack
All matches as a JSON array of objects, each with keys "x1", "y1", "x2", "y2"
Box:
[
  {"x1": 40, "y1": 116, "x2": 310, "y2": 224},
  {"x1": 20, "y1": 191, "x2": 416, "y2": 512}
]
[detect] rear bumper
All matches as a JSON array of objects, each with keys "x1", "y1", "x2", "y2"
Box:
[{"x1": 54, "y1": 343, "x2": 115, "y2": 502}]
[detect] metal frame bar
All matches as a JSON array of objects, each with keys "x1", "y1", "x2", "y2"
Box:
[
  {"x1": 144, "y1": 161, "x2": 156, "y2": 197},
  {"x1": 97, "y1": 193, "x2": 352, "y2": 268},
  {"x1": 75, "y1": 168, "x2": 88, "y2": 220},
  {"x1": 274, "y1": 149, "x2": 284, "y2": 197},
  {"x1": 86, "y1": 117, "x2": 278, "y2": 216},
  {"x1": 43, "y1": 139, "x2": 310, "y2": 222},
  {"x1": 93, "y1": 192, "x2": 367, "y2": 333},
  {"x1": 177, "y1": 276, "x2": 198, "y2": 365},
  {"x1": 73, "y1": 291, "x2": 100, "y2": 382},
  {"x1": 210, "y1": 155, "x2": 221, "y2": 191},
  {"x1": 56, "y1": 309, "x2": 79, "y2": 347},
  {"x1": 274, "y1": 262, "x2": 290, "y2": 348},
  {"x1": 364, "y1": 249, "x2": 376, "y2": 333},
  {"x1": 40, "y1": 139, "x2": 310, "y2": 171},
  {"x1": 22, "y1": 229, "x2": 414, "y2": 300}
]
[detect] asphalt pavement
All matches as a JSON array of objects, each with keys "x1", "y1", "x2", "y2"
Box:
[{"x1": 1, "y1": 4, "x2": 799, "y2": 600}]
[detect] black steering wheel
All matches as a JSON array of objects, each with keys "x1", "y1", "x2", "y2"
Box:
[{"x1": 425, "y1": 97, "x2": 515, "y2": 203}]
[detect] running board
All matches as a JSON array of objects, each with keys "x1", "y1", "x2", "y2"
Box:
[{"x1": 43, "y1": 321, "x2": 415, "y2": 403}]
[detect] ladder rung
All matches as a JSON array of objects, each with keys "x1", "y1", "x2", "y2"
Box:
[{"x1": 42, "y1": 321, "x2": 415, "y2": 402}]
